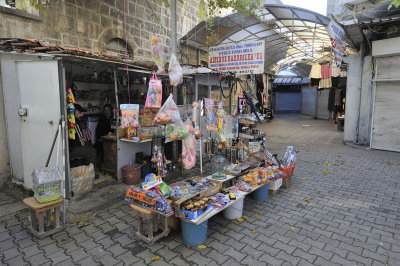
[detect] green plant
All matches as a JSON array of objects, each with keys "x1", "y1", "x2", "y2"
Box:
[
  {"x1": 28, "y1": 0, "x2": 64, "y2": 17},
  {"x1": 388, "y1": 0, "x2": 400, "y2": 10}
]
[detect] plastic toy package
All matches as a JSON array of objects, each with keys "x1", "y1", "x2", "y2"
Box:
[
  {"x1": 168, "y1": 54, "x2": 183, "y2": 86},
  {"x1": 235, "y1": 181, "x2": 253, "y2": 192},
  {"x1": 182, "y1": 120, "x2": 196, "y2": 170},
  {"x1": 210, "y1": 193, "x2": 230, "y2": 209},
  {"x1": 120, "y1": 104, "x2": 140, "y2": 128},
  {"x1": 125, "y1": 186, "x2": 173, "y2": 214},
  {"x1": 281, "y1": 146, "x2": 297, "y2": 167},
  {"x1": 204, "y1": 98, "x2": 215, "y2": 131},
  {"x1": 151, "y1": 36, "x2": 165, "y2": 73},
  {"x1": 66, "y1": 88, "x2": 76, "y2": 139},
  {"x1": 192, "y1": 101, "x2": 202, "y2": 138},
  {"x1": 145, "y1": 72, "x2": 162, "y2": 108}
]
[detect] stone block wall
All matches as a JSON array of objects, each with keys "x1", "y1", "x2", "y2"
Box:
[{"x1": 0, "y1": 0, "x2": 203, "y2": 63}]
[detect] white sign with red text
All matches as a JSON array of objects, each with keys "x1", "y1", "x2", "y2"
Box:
[
  {"x1": 326, "y1": 20, "x2": 346, "y2": 67},
  {"x1": 208, "y1": 40, "x2": 265, "y2": 74}
]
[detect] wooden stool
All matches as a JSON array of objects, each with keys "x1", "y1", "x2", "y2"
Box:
[
  {"x1": 130, "y1": 204, "x2": 170, "y2": 245},
  {"x1": 23, "y1": 197, "x2": 64, "y2": 239}
]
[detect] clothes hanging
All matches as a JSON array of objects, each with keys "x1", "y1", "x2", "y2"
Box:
[
  {"x1": 319, "y1": 78, "x2": 332, "y2": 89},
  {"x1": 309, "y1": 64, "x2": 322, "y2": 79},
  {"x1": 334, "y1": 88, "x2": 342, "y2": 106},
  {"x1": 321, "y1": 64, "x2": 332, "y2": 79},
  {"x1": 332, "y1": 77, "x2": 339, "y2": 88},
  {"x1": 331, "y1": 61, "x2": 340, "y2": 77}
]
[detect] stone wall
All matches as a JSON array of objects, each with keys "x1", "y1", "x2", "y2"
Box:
[
  {"x1": 0, "y1": 67, "x2": 10, "y2": 186},
  {"x1": 0, "y1": 0, "x2": 203, "y2": 63}
]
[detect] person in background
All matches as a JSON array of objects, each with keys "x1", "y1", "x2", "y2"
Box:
[
  {"x1": 95, "y1": 104, "x2": 114, "y2": 170},
  {"x1": 69, "y1": 104, "x2": 97, "y2": 171}
]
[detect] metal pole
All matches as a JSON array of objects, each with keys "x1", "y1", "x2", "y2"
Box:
[
  {"x1": 113, "y1": 69, "x2": 120, "y2": 179},
  {"x1": 171, "y1": 0, "x2": 178, "y2": 160}
]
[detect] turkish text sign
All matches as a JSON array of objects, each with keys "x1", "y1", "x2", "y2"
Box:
[
  {"x1": 326, "y1": 20, "x2": 346, "y2": 67},
  {"x1": 208, "y1": 40, "x2": 265, "y2": 74}
]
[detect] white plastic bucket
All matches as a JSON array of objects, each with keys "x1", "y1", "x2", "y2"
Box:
[{"x1": 223, "y1": 198, "x2": 244, "y2": 219}]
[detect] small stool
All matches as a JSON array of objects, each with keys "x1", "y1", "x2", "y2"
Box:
[
  {"x1": 23, "y1": 197, "x2": 64, "y2": 239},
  {"x1": 130, "y1": 204, "x2": 170, "y2": 245}
]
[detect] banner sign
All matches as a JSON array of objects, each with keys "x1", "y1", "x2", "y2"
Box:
[
  {"x1": 208, "y1": 40, "x2": 265, "y2": 74},
  {"x1": 326, "y1": 20, "x2": 346, "y2": 66}
]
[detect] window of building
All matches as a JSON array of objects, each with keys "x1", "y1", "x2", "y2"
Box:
[{"x1": 106, "y1": 38, "x2": 132, "y2": 59}]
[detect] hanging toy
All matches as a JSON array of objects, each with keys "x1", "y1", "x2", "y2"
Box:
[
  {"x1": 215, "y1": 101, "x2": 226, "y2": 135},
  {"x1": 182, "y1": 121, "x2": 196, "y2": 170},
  {"x1": 151, "y1": 36, "x2": 165, "y2": 74},
  {"x1": 66, "y1": 88, "x2": 76, "y2": 139}
]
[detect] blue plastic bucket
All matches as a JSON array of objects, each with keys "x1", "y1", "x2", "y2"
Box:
[
  {"x1": 181, "y1": 219, "x2": 208, "y2": 246},
  {"x1": 249, "y1": 183, "x2": 269, "y2": 202}
]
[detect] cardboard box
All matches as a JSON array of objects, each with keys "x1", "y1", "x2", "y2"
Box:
[{"x1": 269, "y1": 178, "x2": 282, "y2": 191}]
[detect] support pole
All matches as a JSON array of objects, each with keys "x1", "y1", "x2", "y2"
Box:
[{"x1": 171, "y1": 0, "x2": 178, "y2": 160}]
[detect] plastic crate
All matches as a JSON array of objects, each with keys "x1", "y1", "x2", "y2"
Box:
[{"x1": 279, "y1": 164, "x2": 296, "y2": 180}]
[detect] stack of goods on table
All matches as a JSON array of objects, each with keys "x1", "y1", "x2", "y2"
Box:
[
  {"x1": 234, "y1": 167, "x2": 285, "y2": 192},
  {"x1": 169, "y1": 177, "x2": 219, "y2": 199},
  {"x1": 180, "y1": 197, "x2": 212, "y2": 219}
]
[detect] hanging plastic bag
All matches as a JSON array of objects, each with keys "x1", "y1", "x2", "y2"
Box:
[
  {"x1": 120, "y1": 104, "x2": 140, "y2": 128},
  {"x1": 145, "y1": 72, "x2": 162, "y2": 108},
  {"x1": 154, "y1": 94, "x2": 181, "y2": 125},
  {"x1": 165, "y1": 123, "x2": 189, "y2": 143},
  {"x1": 182, "y1": 119, "x2": 196, "y2": 170},
  {"x1": 215, "y1": 101, "x2": 226, "y2": 135},
  {"x1": 168, "y1": 54, "x2": 183, "y2": 86},
  {"x1": 204, "y1": 98, "x2": 215, "y2": 131},
  {"x1": 151, "y1": 36, "x2": 165, "y2": 73}
]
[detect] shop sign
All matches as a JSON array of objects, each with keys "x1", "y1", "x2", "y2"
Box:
[
  {"x1": 208, "y1": 40, "x2": 265, "y2": 74},
  {"x1": 326, "y1": 20, "x2": 346, "y2": 66}
]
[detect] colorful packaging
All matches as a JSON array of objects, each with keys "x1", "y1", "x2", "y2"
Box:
[
  {"x1": 120, "y1": 104, "x2": 139, "y2": 128},
  {"x1": 145, "y1": 72, "x2": 162, "y2": 108},
  {"x1": 151, "y1": 36, "x2": 165, "y2": 73},
  {"x1": 168, "y1": 54, "x2": 183, "y2": 86},
  {"x1": 204, "y1": 98, "x2": 215, "y2": 131},
  {"x1": 154, "y1": 94, "x2": 181, "y2": 125}
]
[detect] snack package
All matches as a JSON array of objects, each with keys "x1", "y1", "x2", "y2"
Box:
[
  {"x1": 154, "y1": 94, "x2": 181, "y2": 125},
  {"x1": 126, "y1": 128, "x2": 136, "y2": 140},
  {"x1": 182, "y1": 120, "x2": 196, "y2": 170},
  {"x1": 168, "y1": 54, "x2": 183, "y2": 86},
  {"x1": 204, "y1": 98, "x2": 215, "y2": 131},
  {"x1": 145, "y1": 72, "x2": 162, "y2": 108},
  {"x1": 151, "y1": 36, "x2": 165, "y2": 73},
  {"x1": 120, "y1": 104, "x2": 140, "y2": 128}
]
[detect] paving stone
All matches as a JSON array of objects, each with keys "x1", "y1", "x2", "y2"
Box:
[
  {"x1": 186, "y1": 251, "x2": 212, "y2": 265},
  {"x1": 276, "y1": 250, "x2": 301, "y2": 265},
  {"x1": 116, "y1": 251, "x2": 142, "y2": 265},
  {"x1": 69, "y1": 248, "x2": 90, "y2": 262},
  {"x1": 155, "y1": 246, "x2": 178, "y2": 262},
  {"x1": 223, "y1": 247, "x2": 246, "y2": 263},
  {"x1": 48, "y1": 250, "x2": 71, "y2": 264},
  {"x1": 21, "y1": 245, "x2": 41, "y2": 258},
  {"x1": 168, "y1": 256, "x2": 190, "y2": 266},
  {"x1": 26, "y1": 253, "x2": 50, "y2": 265},
  {"x1": 2, "y1": 247, "x2": 20, "y2": 260},
  {"x1": 4, "y1": 254, "x2": 26, "y2": 266},
  {"x1": 97, "y1": 254, "x2": 119, "y2": 266}
]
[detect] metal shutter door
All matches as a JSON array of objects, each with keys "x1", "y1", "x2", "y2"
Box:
[
  {"x1": 317, "y1": 89, "x2": 329, "y2": 119},
  {"x1": 276, "y1": 92, "x2": 301, "y2": 113},
  {"x1": 301, "y1": 87, "x2": 317, "y2": 116}
]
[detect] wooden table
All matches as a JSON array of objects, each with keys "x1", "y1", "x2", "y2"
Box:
[{"x1": 23, "y1": 197, "x2": 64, "y2": 238}]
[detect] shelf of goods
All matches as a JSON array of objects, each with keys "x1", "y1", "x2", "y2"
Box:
[
  {"x1": 238, "y1": 132, "x2": 265, "y2": 140},
  {"x1": 238, "y1": 119, "x2": 256, "y2": 125},
  {"x1": 120, "y1": 138, "x2": 153, "y2": 144}
]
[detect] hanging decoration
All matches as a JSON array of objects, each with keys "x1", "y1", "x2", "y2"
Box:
[
  {"x1": 66, "y1": 88, "x2": 76, "y2": 139},
  {"x1": 145, "y1": 71, "x2": 163, "y2": 108}
]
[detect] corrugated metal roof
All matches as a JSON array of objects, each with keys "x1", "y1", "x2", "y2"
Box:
[{"x1": 181, "y1": 4, "x2": 336, "y2": 76}]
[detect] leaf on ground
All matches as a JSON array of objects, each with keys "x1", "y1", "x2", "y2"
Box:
[
  {"x1": 242, "y1": 216, "x2": 248, "y2": 220},
  {"x1": 109, "y1": 189, "x2": 115, "y2": 194},
  {"x1": 388, "y1": 238, "x2": 393, "y2": 241},
  {"x1": 324, "y1": 162, "x2": 332, "y2": 166},
  {"x1": 322, "y1": 170, "x2": 330, "y2": 175},
  {"x1": 61, "y1": 237, "x2": 69, "y2": 242},
  {"x1": 77, "y1": 221, "x2": 87, "y2": 228},
  {"x1": 301, "y1": 177, "x2": 306, "y2": 181},
  {"x1": 304, "y1": 197, "x2": 311, "y2": 203},
  {"x1": 325, "y1": 195, "x2": 331, "y2": 199},
  {"x1": 252, "y1": 229, "x2": 256, "y2": 234},
  {"x1": 197, "y1": 245, "x2": 207, "y2": 249},
  {"x1": 50, "y1": 216, "x2": 54, "y2": 221},
  {"x1": 236, "y1": 218, "x2": 244, "y2": 223},
  {"x1": 340, "y1": 161, "x2": 345, "y2": 165},
  {"x1": 343, "y1": 177, "x2": 349, "y2": 181},
  {"x1": 255, "y1": 214, "x2": 261, "y2": 218},
  {"x1": 65, "y1": 226, "x2": 70, "y2": 231},
  {"x1": 398, "y1": 162, "x2": 400, "y2": 166},
  {"x1": 150, "y1": 256, "x2": 160, "y2": 261},
  {"x1": 290, "y1": 227, "x2": 296, "y2": 231},
  {"x1": 386, "y1": 162, "x2": 392, "y2": 165}
]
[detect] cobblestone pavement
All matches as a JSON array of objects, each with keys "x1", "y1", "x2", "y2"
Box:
[{"x1": 1, "y1": 116, "x2": 400, "y2": 266}]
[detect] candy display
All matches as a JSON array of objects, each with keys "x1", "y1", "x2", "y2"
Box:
[
  {"x1": 235, "y1": 181, "x2": 253, "y2": 192},
  {"x1": 151, "y1": 36, "x2": 165, "y2": 73},
  {"x1": 168, "y1": 53, "x2": 183, "y2": 86},
  {"x1": 169, "y1": 178, "x2": 218, "y2": 198},
  {"x1": 204, "y1": 98, "x2": 215, "y2": 131},
  {"x1": 209, "y1": 193, "x2": 231, "y2": 209},
  {"x1": 125, "y1": 186, "x2": 173, "y2": 214},
  {"x1": 120, "y1": 104, "x2": 139, "y2": 128},
  {"x1": 145, "y1": 72, "x2": 162, "y2": 108}
]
